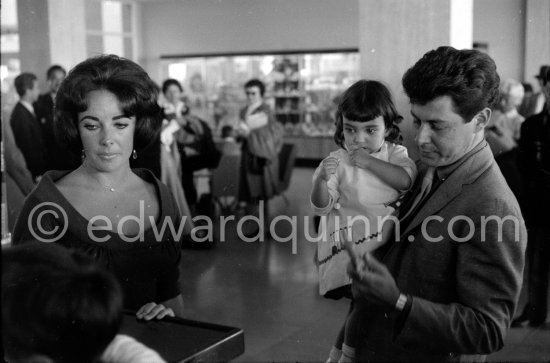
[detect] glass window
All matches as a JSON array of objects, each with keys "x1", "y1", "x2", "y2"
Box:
[
  {"x1": 86, "y1": 34, "x2": 104, "y2": 57},
  {"x1": 160, "y1": 51, "x2": 359, "y2": 136},
  {"x1": 85, "y1": 0, "x2": 103, "y2": 32},
  {"x1": 85, "y1": 0, "x2": 134, "y2": 59}
]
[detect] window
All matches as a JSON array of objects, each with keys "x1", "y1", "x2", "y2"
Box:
[{"x1": 85, "y1": 0, "x2": 136, "y2": 59}]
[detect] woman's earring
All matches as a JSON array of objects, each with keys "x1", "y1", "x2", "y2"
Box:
[
  {"x1": 81, "y1": 149, "x2": 86, "y2": 160},
  {"x1": 132, "y1": 149, "x2": 137, "y2": 160}
]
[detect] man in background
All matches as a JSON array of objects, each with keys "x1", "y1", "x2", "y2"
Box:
[
  {"x1": 514, "y1": 65, "x2": 550, "y2": 327},
  {"x1": 10, "y1": 72, "x2": 44, "y2": 180},
  {"x1": 34, "y1": 64, "x2": 80, "y2": 171}
]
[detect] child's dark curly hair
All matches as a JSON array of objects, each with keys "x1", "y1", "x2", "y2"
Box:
[{"x1": 334, "y1": 80, "x2": 403, "y2": 149}]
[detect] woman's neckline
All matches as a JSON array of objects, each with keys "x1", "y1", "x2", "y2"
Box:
[{"x1": 47, "y1": 169, "x2": 165, "y2": 239}]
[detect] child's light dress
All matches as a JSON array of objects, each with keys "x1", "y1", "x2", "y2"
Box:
[{"x1": 312, "y1": 141, "x2": 417, "y2": 295}]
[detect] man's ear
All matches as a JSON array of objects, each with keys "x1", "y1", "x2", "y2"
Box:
[{"x1": 473, "y1": 107, "x2": 492, "y2": 132}]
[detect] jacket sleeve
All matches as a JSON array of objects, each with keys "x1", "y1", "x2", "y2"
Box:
[
  {"x1": 394, "y1": 198, "x2": 526, "y2": 354},
  {"x1": 3, "y1": 119, "x2": 35, "y2": 194}
]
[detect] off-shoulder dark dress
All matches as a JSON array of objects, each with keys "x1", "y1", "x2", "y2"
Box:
[{"x1": 12, "y1": 169, "x2": 183, "y2": 311}]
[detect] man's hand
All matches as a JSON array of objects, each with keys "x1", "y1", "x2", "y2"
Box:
[
  {"x1": 348, "y1": 253, "x2": 400, "y2": 308},
  {"x1": 348, "y1": 146, "x2": 373, "y2": 169}
]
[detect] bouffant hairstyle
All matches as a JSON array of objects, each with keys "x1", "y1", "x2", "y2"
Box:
[
  {"x1": 334, "y1": 80, "x2": 403, "y2": 149},
  {"x1": 244, "y1": 78, "x2": 266, "y2": 97},
  {"x1": 14, "y1": 73, "x2": 37, "y2": 97},
  {"x1": 402, "y1": 46, "x2": 500, "y2": 122},
  {"x1": 162, "y1": 78, "x2": 183, "y2": 95},
  {"x1": 2, "y1": 243, "x2": 123, "y2": 363},
  {"x1": 55, "y1": 54, "x2": 162, "y2": 154}
]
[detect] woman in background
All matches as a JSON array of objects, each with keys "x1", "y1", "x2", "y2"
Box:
[
  {"x1": 237, "y1": 79, "x2": 283, "y2": 218},
  {"x1": 13, "y1": 55, "x2": 184, "y2": 318}
]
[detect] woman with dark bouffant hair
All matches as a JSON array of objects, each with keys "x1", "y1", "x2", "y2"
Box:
[{"x1": 13, "y1": 55, "x2": 184, "y2": 319}]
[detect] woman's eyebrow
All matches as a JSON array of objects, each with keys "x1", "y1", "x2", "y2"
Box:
[
  {"x1": 79, "y1": 114, "x2": 128, "y2": 123},
  {"x1": 79, "y1": 115, "x2": 99, "y2": 122}
]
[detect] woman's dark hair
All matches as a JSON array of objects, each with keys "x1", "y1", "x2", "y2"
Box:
[
  {"x1": 2, "y1": 243, "x2": 123, "y2": 363},
  {"x1": 162, "y1": 78, "x2": 183, "y2": 95},
  {"x1": 55, "y1": 54, "x2": 163, "y2": 154},
  {"x1": 402, "y1": 46, "x2": 500, "y2": 122},
  {"x1": 244, "y1": 78, "x2": 266, "y2": 97},
  {"x1": 334, "y1": 80, "x2": 403, "y2": 148}
]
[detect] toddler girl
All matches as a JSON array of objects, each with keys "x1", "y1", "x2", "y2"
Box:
[{"x1": 311, "y1": 80, "x2": 417, "y2": 362}]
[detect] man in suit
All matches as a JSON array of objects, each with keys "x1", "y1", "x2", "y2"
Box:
[
  {"x1": 10, "y1": 72, "x2": 44, "y2": 180},
  {"x1": 34, "y1": 65, "x2": 80, "y2": 171},
  {"x1": 349, "y1": 47, "x2": 526, "y2": 362},
  {"x1": 514, "y1": 66, "x2": 550, "y2": 327}
]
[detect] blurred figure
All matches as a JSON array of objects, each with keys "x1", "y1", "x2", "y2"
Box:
[
  {"x1": 519, "y1": 66, "x2": 549, "y2": 118},
  {"x1": 518, "y1": 82, "x2": 535, "y2": 117},
  {"x1": 485, "y1": 78, "x2": 525, "y2": 197},
  {"x1": 2, "y1": 118, "x2": 35, "y2": 232},
  {"x1": 2, "y1": 242, "x2": 166, "y2": 363},
  {"x1": 218, "y1": 125, "x2": 242, "y2": 156},
  {"x1": 2, "y1": 243, "x2": 122, "y2": 363},
  {"x1": 9, "y1": 72, "x2": 44, "y2": 180},
  {"x1": 514, "y1": 65, "x2": 550, "y2": 327},
  {"x1": 486, "y1": 78, "x2": 525, "y2": 156},
  {"x1": 161, "y1": 78, "x2": 220, "y2": 212},
  {"x1": 237, "y1": 79, "x2": 283, "y2": 212},
  {"x1": 34, "y1": 65, "x2": 80, "y2": 171}
]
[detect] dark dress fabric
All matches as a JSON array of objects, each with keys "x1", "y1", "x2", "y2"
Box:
[{"x1": 12, "y1": 169, "x2": 183, "y2": 311}]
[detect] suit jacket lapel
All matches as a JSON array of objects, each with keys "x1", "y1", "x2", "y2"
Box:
[{"x1": 398, "y1": 144, "x2": 495, "y2": 239}]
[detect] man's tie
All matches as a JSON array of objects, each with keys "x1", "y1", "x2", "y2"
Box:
[{"x1": 399, "y1": 166, "x2": 436, "y2": 222}]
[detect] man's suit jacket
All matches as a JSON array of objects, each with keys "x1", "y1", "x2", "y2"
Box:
[
  {"x1": 357, "y1": 142, "x2": 526, "y2": 362},
  {"x1": 10, "y1": 102, "x2": 45, "y2": 179},
  {"x1": 34, "y1": 93, "x2": 80, "y2": 171}
]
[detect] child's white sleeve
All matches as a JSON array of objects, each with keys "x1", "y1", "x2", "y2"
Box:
[
  {"x1": 101, "y1": 334, "x2": 166, "y2": 363},
  {"x1": 310, "y1": 159, "x2": 339, "y2": 215},
  {"x1": 388, "y1": 144, "x2": 418, "y2": 191}
]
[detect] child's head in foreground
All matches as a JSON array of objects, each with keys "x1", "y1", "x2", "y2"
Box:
[{"x1": 2, "y1": 242, "x2": 123, "y2": 363}]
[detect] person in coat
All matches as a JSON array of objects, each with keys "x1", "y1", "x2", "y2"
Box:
[{"x1": 349, "y1": 46, "x2": 527, "y2": 362}]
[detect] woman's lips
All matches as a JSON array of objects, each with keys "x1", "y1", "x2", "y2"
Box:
[{"x1": 98, "y1": 153, "x2": 119, "y2": 160}]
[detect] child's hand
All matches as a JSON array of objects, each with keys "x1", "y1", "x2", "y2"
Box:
[
  {"x1": 349, "y1": 147, "x2": 373, "y2": 169},
  {"x1": 319, "y1": 156, "x2": 339, "y2": 181}
]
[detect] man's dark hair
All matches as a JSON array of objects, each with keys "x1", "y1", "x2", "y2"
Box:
[
  {"x1": 244, "y1": 78, "x2": 266, "y2": 97},
  {"x1": 55, "y1": 54, "x2": 163, "y2": 154},
  {"x1": 162, "y1": 78, "x2": 183, "y2": 95},
  {"x1": 14, "y1": 73, "x2": 37, "y2": 97},
  {"x1": 2, "y1": 243, "x2": 123, "y2": 363},
  {"x1": 46, "y1": 64, "x2": 67, "y2": 79},
  {"x1": 402, "y1": 46, "x2": 500, "y2": 122}
]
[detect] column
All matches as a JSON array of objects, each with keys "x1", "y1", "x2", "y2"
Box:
[
  {"x1": 17, "y1": 0, "x2": 86, "y2": 87},
  {"x1": 524, "y1": 0, "x2": 550, "y2": 91},
  {"x1": 358, "y1": 0, "x2": 473, "y2": 160}
]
